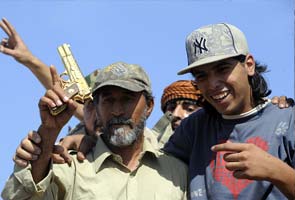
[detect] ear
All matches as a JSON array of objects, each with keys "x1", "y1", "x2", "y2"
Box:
[
  {"x1": 244, "y1": 54, "x2": 255, "y2": 76},
  {"x1": 146, "y1": 99, "x2": 154, "y2": 119}
]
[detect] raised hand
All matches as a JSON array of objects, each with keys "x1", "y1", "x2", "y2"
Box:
[
  {"x1": 0, "y1": 18, "x2": 34, "y2": 64},
  {"x1": 38, "y1": 66, "x2": 77, "y2": 131}
]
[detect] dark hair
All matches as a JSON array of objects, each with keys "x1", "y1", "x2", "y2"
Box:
[
  {"x1": 192, "y1": 55, "x2": 272, "y2": 114},
  {"x1": 142, "y1": 91, "x2": 154, "y2": 105},
  {"x1": 234, "y1": 55, "x2": 271, "y2": 105}
]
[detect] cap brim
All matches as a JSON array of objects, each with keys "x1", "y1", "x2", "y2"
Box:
[
  {"x1": 92, "y1": 79, "x2": 145, "y2": 94},
  {"x1": 177, "y1": 53, "x2": 242, "y2": 75}
]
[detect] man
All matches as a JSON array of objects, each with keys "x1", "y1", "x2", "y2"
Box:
[
  {"x1": 152, "y1": 80, "x2": 202, "y2": 147},
  {"x1": 2, "y1": 18, "x2": 292, "y2": 167},
  {"x1": 2, "y1": 62, "x2": 188, "y2": 200},
  {"x1": 164, "y1": 23, "x2": 295, "y2": 199}
]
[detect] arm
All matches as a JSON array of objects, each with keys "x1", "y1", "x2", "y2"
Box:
[
  {"x1": 31, "y1": 66, "x2": 77, "y2": 183},
  {"x1": 211, "y1": 142, "x2": 295, "y2": 199},
  {"x1": 0, "y1": 18, "x2": 85, "y2": 120},
  {"x1": 2, "y1": 67, "x2": 76, "y2": 199},
  {"x1": 0, "y1": 18, "x2": 52, "y2": 89}
]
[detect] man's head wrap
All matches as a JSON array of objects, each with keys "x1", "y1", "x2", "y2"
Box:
[{"x1": 161, "y1": 80, "x2": 202, "y2": 112}]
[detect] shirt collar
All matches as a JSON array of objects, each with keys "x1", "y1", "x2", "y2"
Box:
[
  {"x1": 222, "y1": 99, "x2": 270, "y2": 120},
  {"x1": 93, "y1": 129, "x2": 160, "y2": 173}
]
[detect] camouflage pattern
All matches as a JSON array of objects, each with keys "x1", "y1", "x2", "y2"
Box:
[
  {"x1": 91, "y1": 62, "x2": 152, "y2": 95},
  {"x1": 84, "y1": 69, "x2": 100, "y2": 91},
  {"x1": 178, "y1": 23, "x2": 249, "y2": 75}
]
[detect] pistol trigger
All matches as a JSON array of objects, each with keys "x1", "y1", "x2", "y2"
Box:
[
  {"x1": 64, "y1": 83, "x2": 79, "y2": 99},
  {"x1": 60, "y1": 71, "x2": 68, "y2": 78}
]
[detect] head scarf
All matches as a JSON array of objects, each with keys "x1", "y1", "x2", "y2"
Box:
[{"x1": 161, "y1": 80, "x2": 202, "y2": 112}]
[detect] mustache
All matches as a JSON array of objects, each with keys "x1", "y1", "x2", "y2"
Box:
[{"x1": 106, "y1": 117, "x2": 134, "y2": 129}]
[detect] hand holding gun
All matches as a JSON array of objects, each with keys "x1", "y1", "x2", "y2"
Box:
[{"x1": 50, "y1": 44, "x2": 92, "y2": 115}]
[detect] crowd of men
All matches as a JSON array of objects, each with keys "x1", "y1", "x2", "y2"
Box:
[{"x1": 0, "y1": 18, "x2": 294, "y2": 200}]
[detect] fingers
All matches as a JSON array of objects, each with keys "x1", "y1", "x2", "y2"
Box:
[
  {"x1": 77, "y1": 135, "x2": 97, "y2": 162},
  {"x1": 51, "y1": 153, "x2": 66, "y2": 164},
  {"x1": 58, "y1": 137, "x2": 75, "y2": 164},
  {"x1": 0, "y1": 18, "x2": 12, "y2": 36},
  {"x1": 13, "y1": 155, "x2": 28, "y2": 168},
  {"x1": 52, "y1": 144, "x2": 73, "y2": 165},
  {"x1": 2, "y1": 18, "x2": 18, "y2": 38},
  {"x1": 49, "y1": 65, "x2": 69, "y2": 102},
  {"x1": 223, "y1": 152, "x2": 240, "y2": 162},
  {"x1": 50, "y1": 65, "x2": 61, "y2": 86},
  {"x1": 211, "y1": 142, "x2": 247, "y2": 152},
  {"x1": 13, "y1": 131, "x2": 41, "y2": 167},
  {"x1": 38, "y1": 66, "x2": 69, "y2": 110},
  {"x1": 271, "y1": 96, "x2": 279, "y2": 104},
  {"x1": 271, "y1": 96, "x2": 294, "y2": 108},
  {"x1": 0, "y1": 18, "x2": 21, "y2": 56},
  {"x1": 77, "y1": 152, "x2": 86, "y2": 162}
]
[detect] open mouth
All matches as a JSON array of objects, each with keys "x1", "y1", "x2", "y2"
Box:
[{"x1": 211, "y1": 91, "x2": 230, "y2": 102}]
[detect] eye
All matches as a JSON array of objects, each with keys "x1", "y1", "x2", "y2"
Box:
[
  {"x1": 194, "y1": 72, "x2": 207, "y2": 82},
  {"x1": 183, "y1": 104, "x2": 198, "y2": 113},
  {"x1": 166, "y1": 103, "x2": 176, "y2": 112},
  {"x1": 101, "y1": 97, "x2": 114, "y2": 105},
  {"x1": 217, "y1": 65, "x2": 231, "y2": 73},
  {"x1": 122, "y1": 96, "x2": 133, "y2": 103},
  {"x1": 186, "y1": 107, "x2": 196, "y2": 113}
]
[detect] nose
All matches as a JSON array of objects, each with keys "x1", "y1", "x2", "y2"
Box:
[
  {"x1": 111, "y1": 101, "x2": 125, "y2": 116},
  {"x1": 172, "y1": 104, "x2": 187, "y2": 120},
  {"x1": 206, "y1": 72, "x2": 221, "y2": 91}
]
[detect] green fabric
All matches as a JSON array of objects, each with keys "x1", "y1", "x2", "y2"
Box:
[{"x1": 2, "y1": 132, "x2": 187, "y2": 200}]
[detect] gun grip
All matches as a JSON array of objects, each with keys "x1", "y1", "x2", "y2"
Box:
[{"x1": 49, "y1": 83, "x2": 79, "y2": 116}]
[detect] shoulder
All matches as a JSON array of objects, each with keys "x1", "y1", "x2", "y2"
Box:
[
  {"x1": 156, "y1": 150, "x2": 188, "y2": 172},
  {"x1": 263, "y1": 103, "x2": 294, "y2": 118}
]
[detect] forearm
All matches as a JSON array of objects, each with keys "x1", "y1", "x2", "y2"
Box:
[
  {"x1": 74, "y1": 103, "x2": 84, "y2": 121},
  {"x1": 31, "y1": 125, "x2": 61, "y2": 183},
  {"x1": 21, "y1": 55, "x2": 53, "y2": 89},
  {"x1": 269, "y1": 158, "x2": 295, "y2": 199}
]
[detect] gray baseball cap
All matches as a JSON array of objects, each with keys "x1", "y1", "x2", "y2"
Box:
[
  {"x1": 85, "y1": 69, "x2": 100, "y2": 90},
  {"x1": 92, "y1": 61, "x2": 152, "y2": 95},
  {"x1": 178, "y1": 23, "x2": 249, "y2": 75}
]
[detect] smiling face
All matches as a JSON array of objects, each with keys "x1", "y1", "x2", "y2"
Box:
[
  {"x1": 94, "y1": 86, "x2": 153, "y2": 147},
  {"x1": 191, "y1": 55, "x2": 255, "y2": 115}
]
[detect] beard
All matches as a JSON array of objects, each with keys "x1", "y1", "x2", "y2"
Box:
[{"x1": 101, "y1": 107, "x2": 147, "y2": 147}]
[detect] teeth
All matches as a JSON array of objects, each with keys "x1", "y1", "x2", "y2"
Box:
[{"x1": 211, "y1": 91, "x2": 229, "y2": 100}]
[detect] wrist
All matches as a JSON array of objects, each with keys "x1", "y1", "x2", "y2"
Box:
[{"x1": 37, "y1": 124, "x2": 61, "y2": 144}]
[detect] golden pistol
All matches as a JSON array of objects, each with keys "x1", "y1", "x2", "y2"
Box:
[{"x1": 50, "y1": 44, "x2": 92, "y2": 115}]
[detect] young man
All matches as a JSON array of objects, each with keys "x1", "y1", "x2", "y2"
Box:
[
  {"x1": 2, "y1": 62, "x2": 188, "y2": 200},
  {"x1": 153, "y1": 80, "x2": 202, "y2": 147},
  {"x1": 164, "y1": 23, "x2": 295, "y2": 199}
]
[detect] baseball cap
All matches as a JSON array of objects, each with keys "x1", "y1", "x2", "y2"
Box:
[
  {"x1": 92, "y1": 61, "x2": 152, "y2": 95},
  {"x1": 85, "y1": 69, "x2": 100, "y2": 90},
  {"x1": 178, "y1": 23, "x2": 249, "y2": 75}
]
